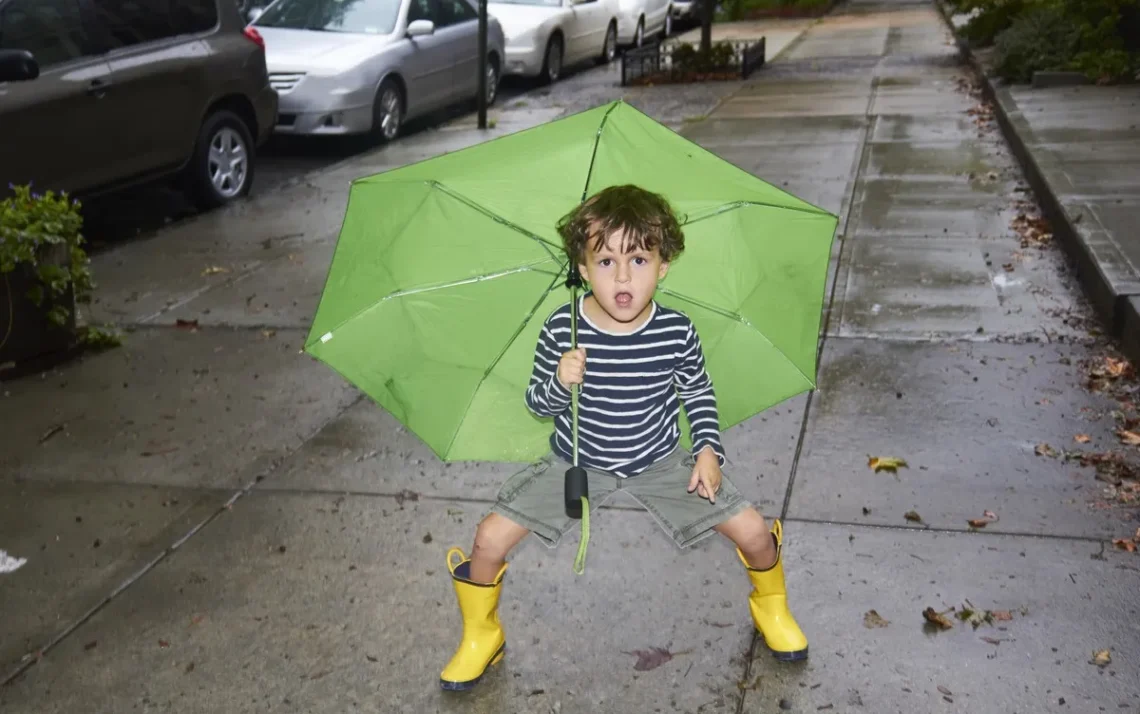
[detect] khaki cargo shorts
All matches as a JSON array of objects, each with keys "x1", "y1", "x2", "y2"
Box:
[{"x1": 490, "y1": 447, "x2": 751, "y2": 549}]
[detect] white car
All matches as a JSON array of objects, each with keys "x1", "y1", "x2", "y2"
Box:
[
  {"x1": 489, "y1": 0, "x2": 619, "y2": 83},
  {"x1": 616, "y1": 0, "x2": 671, "y2": 48}
]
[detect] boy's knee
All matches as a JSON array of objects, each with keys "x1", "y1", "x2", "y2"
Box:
[{"x1": 473, "y1": 514, "x2": 521, "y2": 560}]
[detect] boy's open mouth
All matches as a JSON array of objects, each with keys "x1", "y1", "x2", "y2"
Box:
[{"x1": 615, "y1": 292, "x2": 633, "y2": 308}]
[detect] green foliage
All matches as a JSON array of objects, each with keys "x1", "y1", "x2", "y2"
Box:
[
  {"x1": 671, "y1": 41, "x2": 736, "y2": 72},
  {"x1": 956, "y1": 0, "x2": 1140, "y2": 82},
  {"x1": 79, "y1": 324, "x2": 123, "y2": 350},
  {"x1": 720, "y1": 0, "x2": 830, "y2": 21},
  {"x1": 0, "y1": 184, "x2": 92, "y2": 326}
]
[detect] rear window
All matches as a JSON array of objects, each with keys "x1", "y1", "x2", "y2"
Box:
[
  {"x1": 0, "y1": 0, "x2": 94, "y2": 68},
  {"x1": 94, "y1": 0, "x2": 219, "y2": 48},
  {"x1": 254, "y1": 0, "x2": 402, "y2": 35}
]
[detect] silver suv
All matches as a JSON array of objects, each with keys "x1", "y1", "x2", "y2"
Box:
[{"x1": 0, "y1": 0, "x2": 278, "y2": 208}]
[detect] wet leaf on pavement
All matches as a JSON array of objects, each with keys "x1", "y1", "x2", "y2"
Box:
[
  {"x1": 1035, "y1": 443, "x2": 1059, "y2": 458},
  {"x1": 201, "y1": 266, "x2": 230, "y2": 276},
  {"x1": 1075, "y1": 434, "x2": 1091, "y2": 444},
  {"x1": 84, "y1": 641, "x2": 97, "y2": 651},
  {"x1": 922, "y1": 607, "x2": 953, "y2": 630},
  {"x1": 990, "y1": 610, "x2": 1013, "y2": 621},
  {"x1": 1092, "y1": 649, "x2": 1111, "y2": 667},
  {"x1": 158, "y1": 639, "x2": 170, "y2": 648},
  {"x1": 1117, "y1": 430, "x2": 1140, "y2": 446},
  {"x1": 904, "y1": 510, "x2": 923, "y2": 524},
  {"x1": 868, "y1": 456, "x2": 907, "y2": 473},
  {"x1": 863, "y1": 610, "x2": 890, "y2": 628},
  {"x1": 968, "y1": 509, "x2": 999, "y2": 528},
  {"x1": 1113, "y1": 538, "x2": 1137, "y2": 553},
  {"x1": 937, "y1": 686, "x2": 953, "y2": 697},
  {"x1": 622, "y1": 646, "x2": 688, "y2": 671},
  {"x1": 175, "y1": 319, "x2": 199, "y2": 331}
]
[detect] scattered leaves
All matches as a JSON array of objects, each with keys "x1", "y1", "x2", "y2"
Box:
[
  {"x1": 868, "y1": 456, "x2": 908, "y2": 473},
  {"x1": 1075, "y1": 434, "x2": 1091, "y2": 444},
  {"x1": 863, "y1": 610, "x2": 890, "y2": 628},
  {"x1": 968, "y1": 510, "x2": 999, "y2": 529},
  {"x1": 904, "y1": 510, "x2": 923, "y2": 524},
  {"x1": 1091, "y1": 649, "x2": 1112, "y2": 667},
  {"x1": 1118, "y1": 430, "x2": 1140, "y2": 446},
  {"x1": 922, "y1": 607, "x2": 954, "y2": 630},
  {"x1": 1035, "y1": 443, "x2": 1059, "y2": 458},
  {"x1": 1010, "y1": 213, "x2": 1052, "y2": 248},
  {"x1": 1113, "y1": 538, "x2": 1136, "y2": 553}
]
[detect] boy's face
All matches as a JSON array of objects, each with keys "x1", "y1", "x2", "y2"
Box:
[{"x1": 579, "y1": 227, "x2": 669, "y2": 325}]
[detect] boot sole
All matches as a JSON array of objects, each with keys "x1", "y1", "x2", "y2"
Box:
[
  {"x1": 439, "y1": 645, "x2": 506, "y2": 691},
  {"x1": 761, "y1": 635, "x2": 808, "y2": 662}
]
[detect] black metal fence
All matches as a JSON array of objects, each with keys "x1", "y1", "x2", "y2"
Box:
[{"x1": 620, "y1": 37, "x2": 766, "y2": 86}]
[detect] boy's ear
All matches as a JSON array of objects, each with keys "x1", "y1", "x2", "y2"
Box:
[
  {"x1": 578, "y1": 261, "x2": 589, "y2": 281},
  {"x1": 658, "y1": 262, "x2": 670, "y2": 280}
]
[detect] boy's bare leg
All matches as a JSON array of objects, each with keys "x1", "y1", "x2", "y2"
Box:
[
  {"x1": 469, "y1": 513, "x2": 531, "y2": 583},
  {"x1": 714, "y1": 508, "x2": 777, "y2": 569}
]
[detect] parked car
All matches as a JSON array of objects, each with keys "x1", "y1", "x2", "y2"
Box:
[
  {"x1": 247, "y1": 0, "x2": 505, "y2": 141},
  {"x1": 489, "y1": 0, "x2": 618, "y2": 83},
  {"x1": 669, "y1": 0, "x2": 702, "y2": 29},
  {"x1": 0, "y1": 0, "x2": 277, "y2": 208},
  {"x1": 615, "y1": 0, "x2": 670, "y2": 48}
]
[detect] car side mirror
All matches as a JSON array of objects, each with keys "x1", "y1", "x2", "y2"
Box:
[
  {"x1": 407, "y1": 19, "x2": 435, "y2": 36},
  {"x1": 247, "y1": 6, "x2": 264, "y2": 23},
  {"x1": 0, "y1": 49, "x2": 38, "y2": 83}
]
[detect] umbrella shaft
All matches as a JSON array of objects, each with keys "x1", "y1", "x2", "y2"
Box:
[{"x1": 570, "y1": 285, "x2": 580, "y2": 468}]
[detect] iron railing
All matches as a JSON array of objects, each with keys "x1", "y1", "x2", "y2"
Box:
[{"x1": 620, "y1": 37, "x2": 766, "y2": 86}]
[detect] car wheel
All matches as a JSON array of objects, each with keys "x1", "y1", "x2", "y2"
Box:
[
  {"x1": 634, "y1": 17, "x2": 645, "y2": 47},
  {"x1": 542, "y1": 34, "x2": 563, "y2": 84},
  {"x1": 371, "y1": 79, "x2": 403, "y2": 143},
  {"x1": 486, "y1": 55, "x2": 500, "y2": 106},
  {"x1": 664, "y1": 11, "x2": 672, "y2": 36},
  {"x1": 597, "y1": 21, "x2": 617, "y2": 64},
  {"x1": 188, "y1": 109, "x2": 254, "y2": 210}
]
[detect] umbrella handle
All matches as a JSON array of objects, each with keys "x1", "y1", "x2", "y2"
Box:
[{"x1": 565, "y1": 265, "x2": 590, "y2": 574}]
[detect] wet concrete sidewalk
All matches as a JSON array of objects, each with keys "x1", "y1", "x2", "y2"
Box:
[
  {"x1": 3, "y1": 1, "x2": 1140, "y2": 712},
  {"x1": 942, "y1": 6, "x2": 1140, "y2": 360}
]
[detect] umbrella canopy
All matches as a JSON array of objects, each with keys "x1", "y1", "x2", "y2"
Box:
[{"x1": 304, "y1": 100, "x2": 838, "y2": 463}]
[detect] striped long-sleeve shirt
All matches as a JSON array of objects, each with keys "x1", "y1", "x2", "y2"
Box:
[{"x1": 524, "y1": 296, "x2": 725, "y2": 478}]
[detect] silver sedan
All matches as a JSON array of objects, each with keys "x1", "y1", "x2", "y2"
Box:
[{"x1": 249, "y1": 0, "x2": 506, "y2": 140}]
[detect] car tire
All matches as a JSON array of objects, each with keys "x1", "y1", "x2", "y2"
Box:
[
  {"x1": 541, "y1": 34, "x2": 563, "y2": 84},
  {"x1": 370, "y1": 78, "x2": 404, "y2": 143},
  {"x1": 596, "y1": 21, "x2": 617, "y2": 64},
  {"x1": 486, "y1": 55, "x2": 500, "y2": 106},
  {"x1": 187, "y1": 109, "x2": 254, "y2": 210}
]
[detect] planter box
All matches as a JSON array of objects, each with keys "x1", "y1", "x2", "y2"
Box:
[
  {"x1": 0, "y1": 266, "x2": 77, "y2": 370},
  {"x1": 621, "y1": 37, "x2": 766, "y2": 85}
]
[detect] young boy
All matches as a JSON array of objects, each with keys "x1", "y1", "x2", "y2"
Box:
[{"x1": 439, "y1": 185, "x2": 808, "y2": 691}]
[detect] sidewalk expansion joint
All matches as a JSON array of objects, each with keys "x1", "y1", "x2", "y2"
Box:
[{"x1": 783, "y1": 516, "x2": 1117, "y2": 545}]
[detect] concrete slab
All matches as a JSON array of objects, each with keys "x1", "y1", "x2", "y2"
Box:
[
  {"x1": 864, "y1": 140, "x2": 1018, "y2": 179},
  {"x1": 871, "y1": 114, "x2": 987, "y2": 143},
  {"x1": 1088, "y1": 201, "x2": 1140, "y2": 278},
  {"x1": 779, "y1": 177, "x2": 852, "y2": 217},
  {"x1": 680, "y1": 115, "x2": 868, "y2": 147},
  {"x1": 262, "y1": 393, "x2": 808, "y2": 514},
  {"x1": 0, "y1": 493, "x2": 760, "y2": 714},
  {"x1": 832, "y1": 235, "x2": 1079, "y2": 339},
  {"x1": 714, "y1": 95, "x2": 870, "y2": 119},
  {"x1": 789, "y1": 339, "x2": 1125, "y2": 539},
  {"x1": 0, "y1": 328, "x2": 359, "y2": 489},
  {"x1": 850, "y1": 177, "x2": 1019, "y2": 239},
  {"x1": 702, "y1": 142, "x2": 862, "y2": 181},
  {"x1": 784, "y1": 28, "x2": 889, "y2": 59},
  {"x1": 731, "y1": 79, "x2": 874, "y2": 98},
  {"x1": 163, "y1": 238, "x2": 335, "y2": 329},
  {"x1": 870, "y1": 87, "x2": 973, "y2": 116},
  {"x1": 0, "y1": 482, "x2": 221, "y2": 675},
  {"x1": 737, "y1": 522, "x2": 1140, "y2": 713}
]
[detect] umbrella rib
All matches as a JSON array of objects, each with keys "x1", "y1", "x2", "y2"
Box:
[
  {"x1": 307, "y1": 260, "x2": 561, "y2": 347},
  {"x1": 441, "y1": 270, "x2": 567, "y2": 458},
  {"x1": 681, "y1": 200, "x2": 833, "y2": 226},
  {"x1": 429, "y1": 181, "x2": 563, "y2": 259},
  {"x1": 580, "y1": 101, "x2": 622, "y2": 201},
  {"x1": 656, "y1": 287, "x2": 816, "y2": 387}
]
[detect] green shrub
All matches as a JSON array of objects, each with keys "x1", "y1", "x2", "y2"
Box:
[
  {"x1": 960, "y1": 0, "x2": 1027, "y2": 47},
  {"x1": 993, "y1": 3, "x2": 1078, "y2": 81}
]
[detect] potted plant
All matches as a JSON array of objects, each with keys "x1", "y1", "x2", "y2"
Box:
[{"x1": 0, "y1": 183, "x2": 94, "y2": 369}]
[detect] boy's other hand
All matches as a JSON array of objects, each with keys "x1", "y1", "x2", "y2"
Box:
[
  {"x1": 688, "y1": 447, "x2": 722, "y2": 503},
  {"x1": 557, "y1": 347, "x2": 586, "y2": 390}
]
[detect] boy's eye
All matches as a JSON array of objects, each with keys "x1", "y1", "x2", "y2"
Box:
[
  {"x1": 633, "y1": 257, "x2": 647, "y2": 266},
  {"x1": 599, "y1": 258, "x2": 612, "y2": 267}
]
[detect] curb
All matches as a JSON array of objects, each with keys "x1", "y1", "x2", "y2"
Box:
[{"x1": 933, "y1": 1, "x2": 1140, "y2": 360}]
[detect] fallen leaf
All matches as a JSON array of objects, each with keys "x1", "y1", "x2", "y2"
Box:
[
  {"x1": 39, "y1": 424, "x2": 64, "y2": 444},
  {"x1": 1118, "y1": 430, "x2": 1140, "y2": 446},
  {"x1": 990, "y1": 610, "x2": 1013, "y2": 621},
  {"x1": 261, "y1": 329, "x2": 277, "y2": 339},
  {"x1": 904, "y1": 510, "x2": 923, "y2": 523},
  {"x1": 1075, "y1": 434, "x2": 1091, "y2": 444},
  {"x1": 201, "y1": 266, "x2": 230, "y2": 276},
  {"x1": 863, "y1": 610, "x2": 890, "y2": 628},
  {"x1": 84, "y1": 641, "x2": 97, "y2": 651},
  {"x1": 184, "y1": 661, "x2": 195, "y2": 673},
  {"x1": 158, "y1": 639, "x2": 170, "y2": 648},
  {"x1": 175, "y1": 319, "x2": 199, "y2": 331},
  {"x1": 981, "y1": 636, "x2": 1002, "y2": 645},
  {"x1": 868, "y1": 456, "x2": 908, "y2": 473},
  {"x1": 622, "y1": 646, "x2": 688, "y2": 671},
  {"x1": 923, "y1": 607, "x2": 953, "y2": 630},
  {"x1": 1113, "y1": 538, "x2": 1137, "y2": 553},
  {"x1": 938, "y1": 685, "x2": 953, "y2": 696},
  {"x1": 1092, "y1": 649, "x2": 1111, "y2": 667},
  {"x1": 1035, "y1": 443, "x2": 1058, "y2": 458},
  {"x1": 968, "y1": 519, "x2": 990, "y2": 528},
  {"x1": 365, "y1": 654, "x2": 379, "y2": 663}
]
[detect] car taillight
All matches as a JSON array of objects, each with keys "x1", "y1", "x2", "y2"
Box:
[{"x1": 243, "y1": 27, "x2": 265, "y2": 50}]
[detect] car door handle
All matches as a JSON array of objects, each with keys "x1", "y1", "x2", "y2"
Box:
[{"x1": 86, "y1": 79, "x2": 111, "y2": 98}]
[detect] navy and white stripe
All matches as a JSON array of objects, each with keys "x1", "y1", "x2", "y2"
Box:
[{"x1": 525, "y1": 295, "x2": 726, "y2": 478}]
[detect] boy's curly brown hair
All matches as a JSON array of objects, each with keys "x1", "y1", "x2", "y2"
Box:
[{"x1": 556, "y1": 185, "x2": 685, "y2": 267}]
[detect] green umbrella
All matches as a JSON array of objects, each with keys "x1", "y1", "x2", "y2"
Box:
[{"x1": 305, "y1": 101, "x2": 837, "y2": 569}]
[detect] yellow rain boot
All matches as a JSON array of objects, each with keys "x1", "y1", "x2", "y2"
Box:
[
  {"x1": 737, "y1": 519, "x2": 808, "y2": 661},
  {"x1": 440, "y1": 547, "x2": 509, "y2": 691}
]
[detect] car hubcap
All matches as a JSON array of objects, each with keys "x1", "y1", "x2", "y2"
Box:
[
  {"x1": 379, "y1": 89, "x2": 400, "y2": 139},
  {"x1": 208, "y1": 127, "x2": 246, "y2": 198},
  {"x1": 487, "y1": 64, "x2": 497, "y2": 103}
]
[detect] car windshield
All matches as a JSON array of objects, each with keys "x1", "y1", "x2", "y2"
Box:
[
  {"x1": 254, "y1": 0, "x2": 402, "y2": 34},
  {"x1": 489, "y1": 0, "x2": 560, "y2": 6}
]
